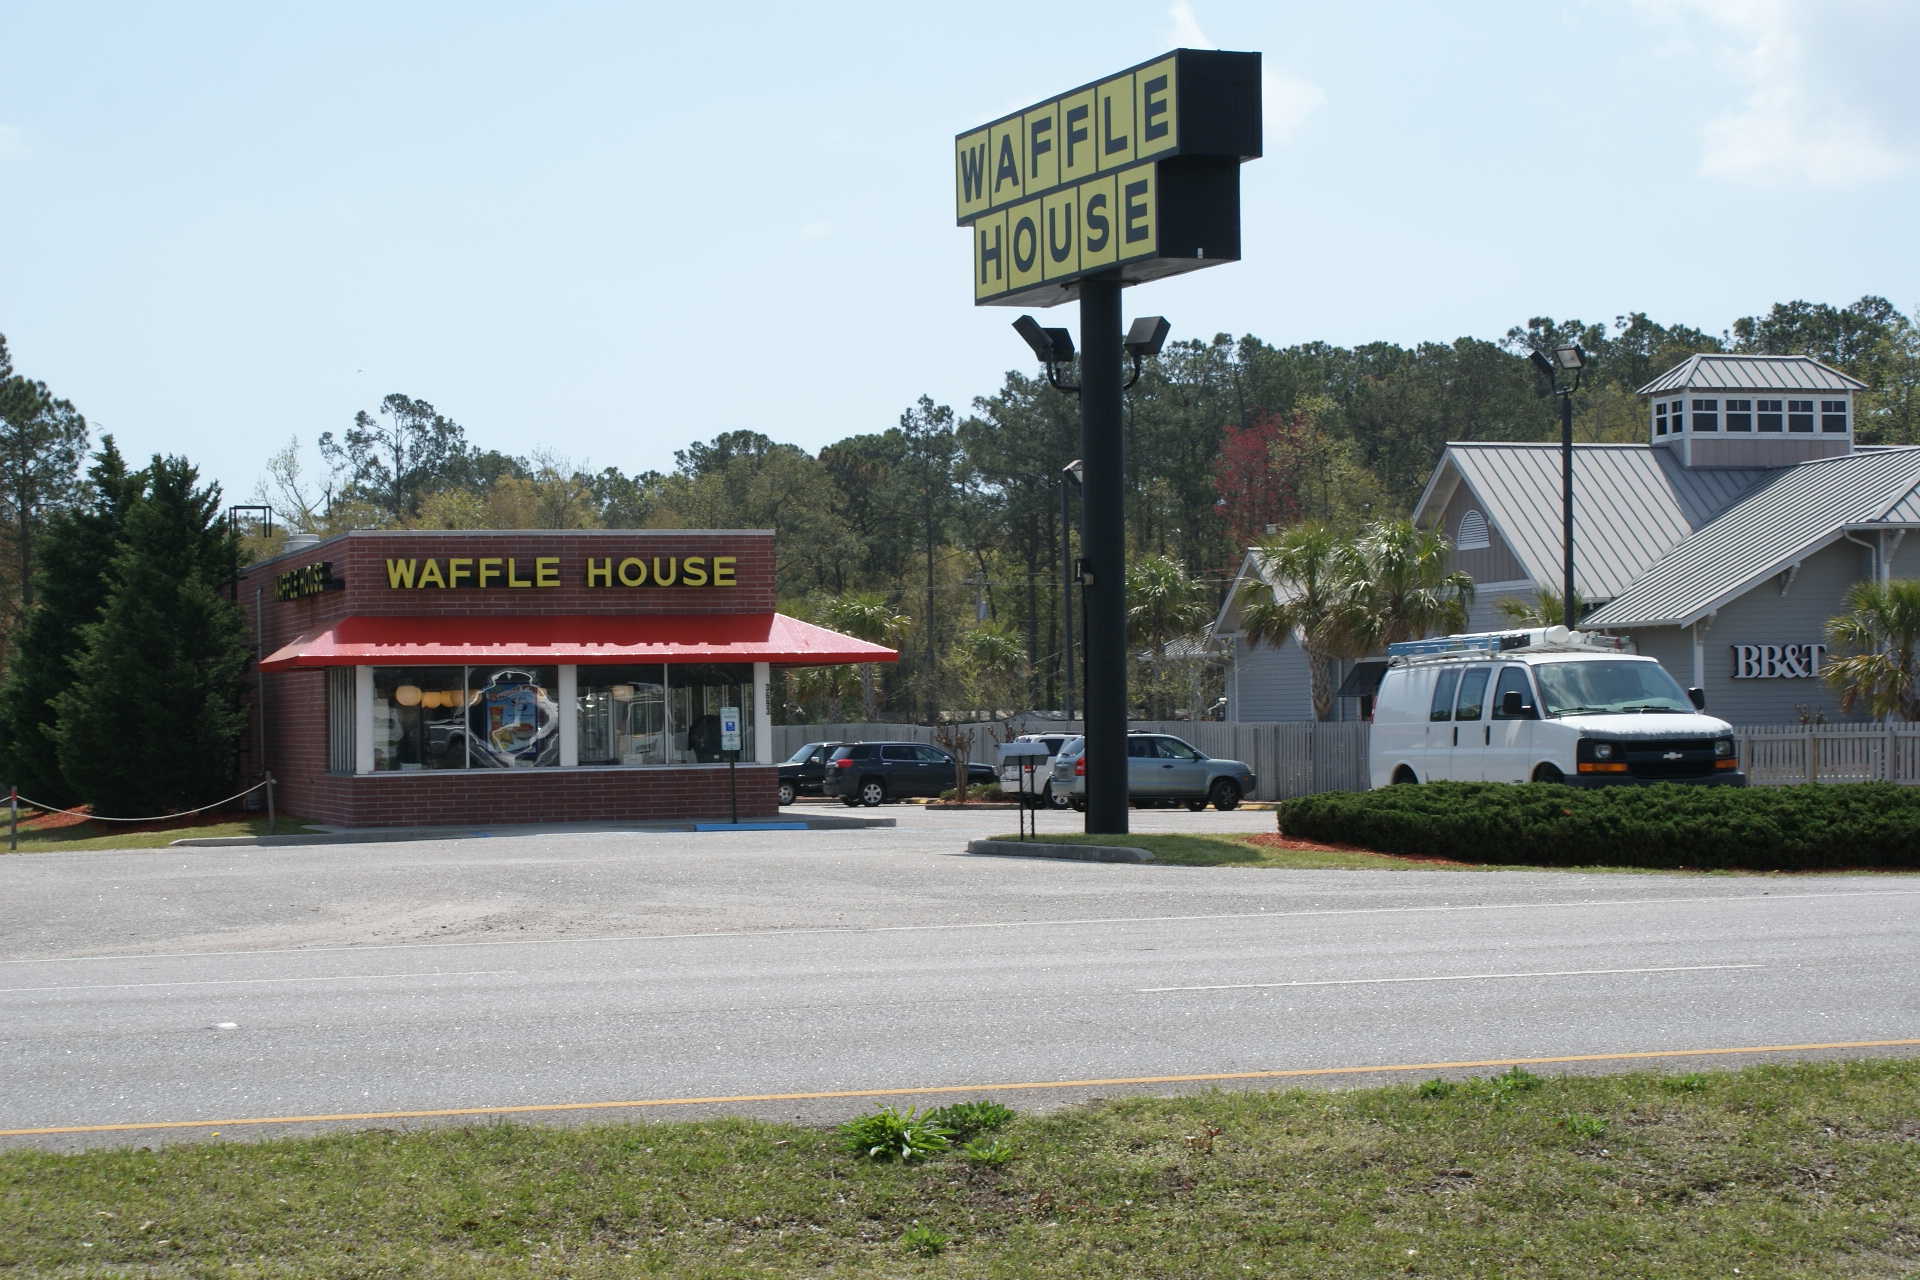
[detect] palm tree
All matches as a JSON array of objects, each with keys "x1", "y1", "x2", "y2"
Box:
[
  {"x1": 1495, "y1": 584, "x2": 1585, "y2": 629},
  {"x1": 1238, "y1": 524, "x2": 1360, "y2": 722},
  {"x1": 1824, "y1": 579, "x2": 1920, "y2": 722},
  {"x1": 817, "y1": 592, "x2": 909, "y2": 722},
  {"x1": 1126, "y1": 556, "x2": 1213, "y2": 718},
  {"x1": 1344, "y1": 519, "x2": 1474, "y2": 650}
]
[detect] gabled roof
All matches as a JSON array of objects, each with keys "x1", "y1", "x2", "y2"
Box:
[
  {"x1": 1412, "y1": 443, "x2": 1774, "y2": 602},
  {"x1": 1637, "y1": 354, "x2": 1867, "y2": 396},
  {"x1": 1210, "y1": 548, "x2": 1278, "y2": 642},
  {"x1": 1584, "y1": 448, "x2": 1920, "y2": 629}
]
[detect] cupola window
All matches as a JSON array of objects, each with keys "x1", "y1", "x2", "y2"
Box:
[
  {"x1": 1726, "y1": 399, "x2": 1752, "y2": 431},
  {"x1": 1691, "y1": 398, "x2": 1718, "y2": 431},
  {"x1": 1456, "y1": 508, "x2": 1489, "y2": 551},
  {"x1": 1821, "y1": 400, "x2": 1848, "y2": 432},
  {"x1": 1757, "y1": 400, "x2": 1783, "y2": 431},
  {"x1": 1788, "y1": 400, "x2": 1814, "y2": 432}
]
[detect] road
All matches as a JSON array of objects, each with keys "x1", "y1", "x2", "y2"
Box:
[{"x1": 3, "y1": 804, "x2": 1916, "y2": 1148}]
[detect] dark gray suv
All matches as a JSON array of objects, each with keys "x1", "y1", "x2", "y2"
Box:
[{"x1": 823, "y1": 742, "x2": 995, "y2": 806}]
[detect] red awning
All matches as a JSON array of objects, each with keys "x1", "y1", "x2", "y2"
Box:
[{"x1": 259, "y1": 613, "x2": 898, "y2": 671}]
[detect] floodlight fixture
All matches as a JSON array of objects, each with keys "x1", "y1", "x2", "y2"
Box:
[
  {"x1": 1554, "y1": 341, "x2": 1586, "y2": 370},
  {"x1": 1529, "y1": 349, "x2": 1555, "y2": 377},
  {"x1": 1123, "y1": 316, "x2": 1171, "y2": 358},
  {"x1": 1013, "y1": 315, "x2": 1054, "y2": 363},
  {"x1": 1064, "y1": 458, "x2": 1084, "y2": 484},
  {"x1": 1013, "y1": 314, "x2": 1080, "y2": 392}
]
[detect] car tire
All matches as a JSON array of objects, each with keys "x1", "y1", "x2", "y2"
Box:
[
  {"x1": 1391, "y1": 766, "x2": 1419, "y2": 785},
  {"x1": 858, "y1": 778, "x2": 887, "y2": 808},
  {"x1": 839, "y1": 795, "x2": 860, "y2": 807},
  {"x1": 1532, "y1": 763, "x2": 1567, "y2": 784},
  {"x1": 777, "y1": 782, "x2": 796, "y2": 807},
  {"x1": 1186, "y1": 799, "x2": 1207, "y2": 813},
  {"x1": 1209, "y1": 779, "x2": 1242, "y2": 811},
  {"x1": 1045, "y1": 783, "x2": 1070, "y2": 810},
  {"x1": 1070, "y1": 798, "x2": 1086, "y2": 812}
]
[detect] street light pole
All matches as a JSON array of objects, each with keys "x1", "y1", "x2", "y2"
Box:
[
  {"x1": 1061, "y1": 460, "x2": 1081, "y2": 721},
  {"x1": 1531, "y1": 342, "x2": 1587, "y2": 629}
]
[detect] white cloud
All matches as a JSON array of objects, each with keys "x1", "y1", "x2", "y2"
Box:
[
  {"x1": 798, "y1": 221, "x2": 832, "y2": 239},
  {"x1": 0, "y1": 125, "x2": 29, "y2": 165},
  {"x1": 1648, "y1": 0, "x2": 1911, "y2": 187},
  {"x1": 1166, "y1": 2, "x2": 1214, "y2": 49},
  {"x1": 1264, "y1": 71, "x2": 1325, "y2": 144}
]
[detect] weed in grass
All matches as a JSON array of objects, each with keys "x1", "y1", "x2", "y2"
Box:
[
  {"x1": 1560, "y1": 1112, "x2": 1611, "y2": 1140},
  {"x1": 1419, "y1": 1077, "x2": 1456, "y2": 1098},
  {"x1": 962, "y1": 1137, "x2": 1015, "y2": 1166},
  {"x1": 926, "y1": 1098, "x2": 1015, "y2": 1141},
  {"x1": 1487, "y1": 1065, "x2": 1543, "y2": 1100},
  {"x1": 1183, "y1": 1124, "x2": 1224, "y2": 1154},
  {"x1": 840, "y1": 1105, "x2": 951, "y2": 1161},
  {"x1": 1663, "y1": 1072, "x2": 1711, "y2": 1092},
  {"x1": 900, "y1": 1224, "x2": 950, "y2": 1257}
]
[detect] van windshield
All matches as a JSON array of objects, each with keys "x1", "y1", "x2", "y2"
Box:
[{"x1": 1533, "y1": 660, "x2": 1692, "y2": 716}]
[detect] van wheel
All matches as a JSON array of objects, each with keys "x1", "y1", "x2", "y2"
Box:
[
  {"x1": 1209, "y1": 779, "x2": 1242, "y2": 811},
  {"x1": 1392, "y1": 766, "x2": 1419, "y2": 785},
  {"x1": 1045, "y1": 783, "x2": 1071, "y2": 810},
  {"x1": 858, "y1": 778, "x2": 887, "y2": 808},
  {"x1": 1186, "y1": 799, "x2": 1207, "y2": 813},
  {"x1": 777, "y1": 782, "x2": 796, "y2": 807},
  {"x1": 1531, "y1": 764, "x2": 1566, "y2": 784}
]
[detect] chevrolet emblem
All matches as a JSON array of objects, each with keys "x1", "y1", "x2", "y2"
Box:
[{"x1": 1663, "y1": 751, "x2": 1683, "y2": 760}]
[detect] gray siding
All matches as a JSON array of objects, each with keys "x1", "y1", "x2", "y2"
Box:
[
  {"x1": 1439, "y1": 481, "x2": 1528, "y2": 585},
  {"x1": 1227, "y1": 634, "x2": 1316, "y2": 722}
]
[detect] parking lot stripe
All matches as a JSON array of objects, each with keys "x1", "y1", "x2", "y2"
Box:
[
  {"x1": 5, "y1": 1037, "x2": 1917, "y2": 1138},
  {"x1": 1137, "y1": 963, "x2": 1765, "y2": 992}
]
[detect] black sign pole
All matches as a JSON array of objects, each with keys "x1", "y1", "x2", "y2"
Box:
[
  {"x1": 729, "y1": 752, "x2": 739, "y2": 825},
  {"x1": 1079, "y1": 275, "x2": 1128, "y2": 835}
]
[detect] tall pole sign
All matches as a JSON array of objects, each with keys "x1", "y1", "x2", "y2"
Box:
[{"x1": 956, "y1": 50, "x2": 1260, "y2": 833}]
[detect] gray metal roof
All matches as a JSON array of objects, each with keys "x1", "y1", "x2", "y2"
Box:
[
  {"x1": 1637, "y1": 353, "x2": 1867, "y2": 395},
  {"x1": 1414, "y1": 443, "x2": 1775, "y2": 602},
  {"x1": 1584, "y1": 448, "x2": 1920, "y2": 629},
  {"x1": 1884, "y1": 482, "x2": 1920, "y2": 523}
]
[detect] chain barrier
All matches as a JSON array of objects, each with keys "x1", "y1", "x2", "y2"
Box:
[{"x1": 11, "y1": 779, "x2": 270, "y2": 824}]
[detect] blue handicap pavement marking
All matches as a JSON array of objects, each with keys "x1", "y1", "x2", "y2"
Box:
[{"x1": 693, "y1": 822, "x2": 809, "y2": 832}]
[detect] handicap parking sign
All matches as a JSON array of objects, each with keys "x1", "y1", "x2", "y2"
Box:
[{"x1": 720, "y1": 707, "x2": 742, "y2": 753}]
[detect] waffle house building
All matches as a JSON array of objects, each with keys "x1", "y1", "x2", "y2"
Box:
[
  {"x1": 242, "y1": 529, "x2": 895, "y2": 827},
  {"x1": 1216, "y1": 355, "x2": 1920, "y2": 727}
]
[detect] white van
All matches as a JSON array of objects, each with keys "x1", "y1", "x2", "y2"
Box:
[{"x1": 1369, "y1": 627, "x2": 1745, "y2": 788}]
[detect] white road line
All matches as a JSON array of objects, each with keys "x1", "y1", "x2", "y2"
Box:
[
  {"x1": 0, "y1": 970, "x2": 513, "y2": 995},
  {"x1": 1137, "y1": 963, "x2": 1765, "y2": 993}
]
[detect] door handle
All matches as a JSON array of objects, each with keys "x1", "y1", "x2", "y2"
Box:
[
  {"x1": 1485, "y1": 726, "x2": 1491, "y2": 745},
  {"x1": 1452, "y1": 727, "x2": 1458, "y2": 746}
]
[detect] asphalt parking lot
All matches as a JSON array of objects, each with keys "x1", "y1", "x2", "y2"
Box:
[{"x1": 3, "y1": 803, "x2": 1915, "y2": 1148}]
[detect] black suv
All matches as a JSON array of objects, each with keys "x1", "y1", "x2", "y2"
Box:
[
  {"x1": 822, "y1": 742, "x2": 995, "y2": 806},
  {"x1": 776, "y1": 740, "x2": 849, "y2": 806}
]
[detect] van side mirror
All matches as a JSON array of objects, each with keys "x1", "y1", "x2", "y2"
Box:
[
  {"x1": 1500, "y1": 690, "x2": 1525, "y2": 717},
  {"x1": 1687, "y1": 687, "x2": 1707, "y2": 711}
]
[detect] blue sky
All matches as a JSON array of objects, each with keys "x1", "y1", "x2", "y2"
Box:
[{"x1": 1, "y1": 1, "x2": 1915, "y2": 510}]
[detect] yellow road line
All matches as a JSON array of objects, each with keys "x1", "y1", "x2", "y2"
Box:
[{"x1": 6, "y1": 1038, "x2": 1916, "y2": 1138}]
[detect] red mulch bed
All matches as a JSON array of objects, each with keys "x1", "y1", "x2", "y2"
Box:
[
  {"x1": 15, "y1": 803, "x2": 255, "y2": 837},
  {"x1": 1247, "y1": 831, "x2": 1472, "y2": 868}
]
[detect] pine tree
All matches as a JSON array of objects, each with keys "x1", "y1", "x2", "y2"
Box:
[
  {"x1": 53, "y1": 456, "x2": 249, "y2": 817},
  {"x1": 0, "y1": 440, "x2": 147, "y2": 804}
]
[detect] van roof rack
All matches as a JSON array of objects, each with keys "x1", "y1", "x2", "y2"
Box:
[{"x1": 1386, "y1": 626, "x2": 1627, "y2": 659}]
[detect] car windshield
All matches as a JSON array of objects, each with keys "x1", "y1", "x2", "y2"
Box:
[
  {"x1": 1533, "y1": 660, "x2": 1692, "y2": 716},
  {"x1": 785, "y1": 742, "x2": 823, "y2": 764},
  {"x1": 1061, "y1": 737, "x2": 1084, "y2": 755}
]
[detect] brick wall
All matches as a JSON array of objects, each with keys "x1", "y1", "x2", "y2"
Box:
[{"x1": 287, "y1": 765, "x2": 778, "y2": 828}]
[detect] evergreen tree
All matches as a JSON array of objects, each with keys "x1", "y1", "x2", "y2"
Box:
[
  {"x1": 0, "y1": 440, "x2": 146, "y2": 803},
  {"x1": 53, "y1": 456, "x2": 249, "y2": 817}
]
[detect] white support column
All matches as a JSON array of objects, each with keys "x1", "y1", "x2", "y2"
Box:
[
  {"x1": 354, "y1": 666, "x2": 375, "y2": 774},
  {"x1": 1691, "y1": 612, "x2": 1716, "y2": 690},
  {"x1": 558, "y1": 665, "x2": 578, "y2": 766},
  {"x1": 753, "y1": 662, "x2": 772, "y2": 763}
]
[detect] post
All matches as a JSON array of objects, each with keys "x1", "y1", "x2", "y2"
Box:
[
  {"x1": 1079, "y1": 274, "x2": 1128, "y2": 834},
  {"x1": 9, "y1": 787, "x2": 16, "y2": 852},
  {"x1": 1561, "y1": 389, "x2": 1576, "y2": 628},
  {"x1": 265, "y1": 771, "x2": 276, "y2": 836},
  {"x1": 729, "y1": 754, "x2": 739, "y2": 824},
  {"x1": 1061, "y1": 474, "x2": 1075, "y2": 721}
]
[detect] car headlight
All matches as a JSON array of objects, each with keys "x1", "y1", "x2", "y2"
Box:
[
  {"x1": 1592, "y1": 742, "x2": 1614, "y2": 761},
  {"x1": 1714, "y1": 738, "x2": 1734, "y2": 758}
]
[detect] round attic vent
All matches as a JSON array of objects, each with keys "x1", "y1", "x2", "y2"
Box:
[{"x1": 1456, "y1": 509, "x2": 1490, "y2": 550}]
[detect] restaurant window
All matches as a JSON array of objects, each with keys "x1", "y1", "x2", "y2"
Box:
[
  {"x1": 1821, "y1": 399, "x2": 1848, "y2": 432},
  {"x1": 1757, "y1": 399, "x2": 1783, "y2": 431},
  {"x1": 575, "y1": 664, "x2": 756, "y2": 766},
  {"x1": 576, "y1": 665, "x2": 668, "y2": 766},
  {"x1": 371, "y1": 666, "x2": 560, "y2": 771},
  {"x1": 1691, "y1": 398, "x2": 1718, "y2": 431},
  {"x1": 1725, "y1": 398, "x2": 1752, "y2": 431},
  {"x1": 1788, "y1": 399, "x2": 1815, "y2": 432},
  {"x1": 328, "y1": 668, "x2": 355, "y2": 773}
]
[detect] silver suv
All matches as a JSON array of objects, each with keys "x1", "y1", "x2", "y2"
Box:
[{"x1": 1051, "y1": 733, "x2": 1257, "y2": 811}]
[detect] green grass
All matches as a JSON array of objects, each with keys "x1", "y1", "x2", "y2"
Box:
[
  {"x1": 0, "y1": 813, "x2": 319, "y2": 853},
  {"x1": 5, "y1": 1060, "x2": 1917, "y2": 1277},
  {"x1": 991, "y1": 830, "x2": 1456, "y2": 870}
]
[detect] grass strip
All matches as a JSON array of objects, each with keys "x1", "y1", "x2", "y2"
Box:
[
  {"x1": 4, "y1": 1060, "x2": 1916, "y2": 1277},
  {"x1": 0, "y1": 814, "x2": 319, "y2": 853},
  {"x1": 987, "y1": 830, "x2": 1423, "y2": 870}
]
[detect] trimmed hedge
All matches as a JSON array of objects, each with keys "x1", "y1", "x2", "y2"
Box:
[{"x1": 1275, "y1": 781, "x2": 1920, "y2": 871}]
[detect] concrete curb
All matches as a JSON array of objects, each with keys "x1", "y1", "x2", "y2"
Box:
[
  {"x1": 967, "y1": 838, "x2": 1154, "y2": 863},
  {"x1": 172, "y1": 815, "x2": 896, "y2": 847}
]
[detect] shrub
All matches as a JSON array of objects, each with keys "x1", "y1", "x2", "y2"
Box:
[
  {"x1": 1418, "y1": 1078, "x2": 1456, "y2": 1098},
  {"x1": 840, "y1": 1106, "x2": 951, "y2": 1161},
  {"x1": 1275, "y1": 781, "x2": 1920, "y2": 871},
  {"x1": 962, "y1": 1137, "x2": 1015, "y2": 1166},
  {"x1": 926, "y1": 1100, "x2": 1016, "y2": 1141},
  {"x1": 937, "y1": 784, "x2": 1007, "y2": 803}
]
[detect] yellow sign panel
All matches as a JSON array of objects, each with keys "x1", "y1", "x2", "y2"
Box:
[
  {"x1": 1117, "y1": 165, "x2": 1156, "y2": 261},
  {"x1": 1058, "y1": 87, "x2": 1097, "y2": 182},
  {"x1": 955, "y1": 128, "x2": 990, "y2": 221},
  {"x1": 1134, "y1": 56, "x2": 1177, "y2": 159},
  {"x1": 1041, "y1": 187, "x2": 1079, "y2": 281},
  {"x1": 1096, "y1": 74, "x2": 1135, "y2": 170},
  {"x1": 988, "y1": 118, "x2": 1024, "y2": 206},
  {"x1": 1078, "y1": 174, "x2": 1117, "y2": 271},
  {"x1": 973, "y1": 209, "x2": 1007, "y2": 301},
  {"x1": 972, "y1": 165, "x2": 1154, "y2": 303},
  {"x1": 1007, "y1": 198, "x2": 1044, "y2": 293},
  {"x1": 1023, "y1": 101, "x2": 1059, "y2": 192}
]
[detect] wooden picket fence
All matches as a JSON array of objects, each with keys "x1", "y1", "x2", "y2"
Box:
[{"x1": 1736, "y1": 723, "x2": 1920, "y2": 786}]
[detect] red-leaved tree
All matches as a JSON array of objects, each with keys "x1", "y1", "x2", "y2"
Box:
[{"x1": 1212, "y1": 410, "x2": 1305, "y2": 550}]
